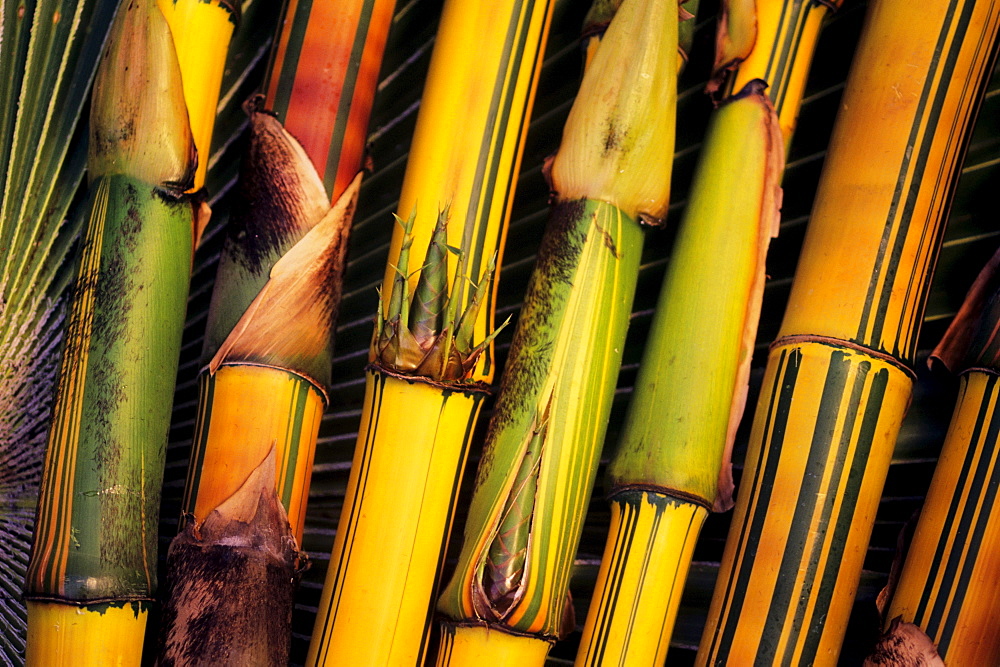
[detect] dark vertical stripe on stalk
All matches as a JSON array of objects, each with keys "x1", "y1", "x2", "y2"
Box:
[
  {"x1": 937, "y1": 398, "x2": 1000, "y2": 654},
  {"x1": 463, "y1": 0, "x2": 535, "y2": 276},
  {"x1": 279, "y1": 380, "x2": 311, "y2": 509},
  {"x1": 937, "y1": 399, "x2": 1000, "y2": 654},
  {"x1": 321, "y1": 0, "x2": 376, "y2": 193},
  {"x1": 856, "y1": 0, "x2": 963, "y2": 350},
  {"x1": 618, "y1": 497, "x2": 669, "y2": 663},
  {"x1": 757, "y1": 350, "x2": 851, "y2": 664},
  {"x1": 652, "y1": 507, "x2": 698, "y2": 661},
  {"x1": 182, "y1": 372, "x2": 215, "y2": 517},
  {"x1": 709, "y1": 348, "x2": 799, "y2": 662},
  {"x1": 462, "y1": 0, "x2": 548, "y2": 377},
  {"x1": 913, "y1": 375, "x2": 997, "y2": 625},
  {"x1": 416, "y1": 391, "x2": 483, "y2": 665},
  {"x1": 779, "y1": 358, "x2": 870, "y2": 666},
  {"x1": 762, "y1": 0, "x2": 811, "y2": 113},
  {"x1": 899, "y1": 8, "x2": 1000, "y2": 359},
  {"x1": 270, "y1": 0, "x2": 315, "y2": 122},
  {"x1": 316, "y1": 371, "x2": 385, "y2": 665},
  {"x1": 586, "y1": 495, "x2": 641, "y2": 666},
  {"x1": 799, "y1": 367, "x2": 890, "y2": 664},
  {"x1": 925, "y1": 378, "x2": 1000, "y2": 638}
]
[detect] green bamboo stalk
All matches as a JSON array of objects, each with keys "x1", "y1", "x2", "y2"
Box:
[
  {"x1": 24, "y1": 0, "x2": 196, "y2": 660},
  {"x1": 436, "y1": 0, "x2": 677, "y2": 660},
  {"x1": 0, "y1": 3, "x2": 119, "y2": 657},
  {"x1": 576, "y1": 82, "x2": 783, "y2": 666}
]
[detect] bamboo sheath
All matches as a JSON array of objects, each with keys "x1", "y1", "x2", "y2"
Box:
[
  {"x1": 697, "y1": 0, "x2": 1000, "y2": 663},
  {"x1": 882, "y1": 261, "x2": 1000, "y2": 664},
  {"x1": 24, "y1": 0, "x2": 197, "y2": 662},
  {"x1": 576, "y1": 85, "x2": 783, "y2": 667},
  {"x1": 436, "y1": 0, "x2": 675, "y2": 661},
  {"x1": 307, "y1": 2, "x2": 554, "y2": 664},
  {"x1": 181, "y1": 0, "x2": 396, "y2": 542}
]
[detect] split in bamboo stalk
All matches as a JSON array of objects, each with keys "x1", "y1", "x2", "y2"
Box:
[
  {"x1": 435, "y1": 0, "x2": 676, "y2": 661},
  {"x1": 876, "y1": 248, "x2": 1000, "y2": 665},
  {"x1": 707, "y1": 0, "x2": 845, "y2": 146},
  {"x1": 160, "y1": 0, "x2": 396, "y2": 661},
  {"x1": 696, "y1": 0, "x2": 1000, "y2": 663},
  {"x1": 24, "y1": 0, "x2": 197, "y2": 661},
  {"x1": 575, "y1": 81, "x2": 783, "y2": 667},
  {"x1": 0, "y1": 0, "x2": 118, "y2": 658},
  {"x1": 307, "y1": 2, "x2": 555, "y2": 664}
]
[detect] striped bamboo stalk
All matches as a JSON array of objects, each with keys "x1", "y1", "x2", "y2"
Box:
[
  {"x1": 159, "y1": 0, "x2": 396, "y2": 662},
  {"x1": 23, "y1": 0, "x2": 197, "y2": 661},
  {"x1": 157, "y1": 0, "x2": 239, "y2": 194},
  {"x1": 0, "y1": 0, "x2": 118, "y2": 660},
  {"x1": 708, "y1": 0, "x2": 845, "y2": 146},
  {"x1": 878, "y1": 249, "x2": 1000, "y2": 664},
  {"x1": 306, "y1": 2, "x2": 555, "y2": 664},
  {"x1": 435, "y1": 0, "x2": 676, "y2": 661},
  {"x1": 575, "y1": 82, "x2": 783, "y2": 667},
  {"x1": 696, "y1": 0, "x2": 1000, "y2": 663},
  {"x1": 574, "y1": 0, "x2": 845, "y2": 660}
]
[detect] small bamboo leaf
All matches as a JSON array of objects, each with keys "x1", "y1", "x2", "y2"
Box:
[{"x1": 411, "y1": 208, "x2": 451, "y2": 343}]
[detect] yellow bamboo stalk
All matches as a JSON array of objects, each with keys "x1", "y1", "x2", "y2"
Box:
[
  {"x1": 881, "y1": 251, "x2": 1000, "y2": 664},
  {"x1": 157, "y1": 0, "x2": 238, "y2": 193},
  {"x1": 696, "y1": 0, "x2": 1000, "y2": 663},
  {"x1": 306, "y1": 2, "x2": 555, "y2": 663},
  {"x1": 710, "y1": 0, "x2": 845, "y2": 146}
]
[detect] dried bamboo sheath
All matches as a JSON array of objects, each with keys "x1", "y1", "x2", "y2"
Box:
[{"x1": 698, "y1": 0, "x2": 1000, "y2": 663}]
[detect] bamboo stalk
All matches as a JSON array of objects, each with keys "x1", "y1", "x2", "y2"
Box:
[
  {"x1": 878, "y1": 249, "x2": 1000, "y2": 664},
  {"x1": 157, "y1": 0, "x2": 239, "y2": 193},
  {"x1": 159, "y1": 0, "x2": 397, "y2": 652},
  {"x1": 708, "y1": 0, "x2": 845, "y2": 146},
  {"x1": 0, "y1": 0, "x2": 118, "y2": 659},
  {"x1": 696, "y1": 0, "x2": 1000, "y2": 663},
  {"x1": 575, "y1": 82, "x2": 783, "y2": 667},
  {"x1": 162, "y1": 0, "x2": 394, "y2": 640},
  {"x1": 24, "y1": 0, "x2": 197, "y2": 661},
  {"x1": 435, "y1": 0, "x2": 676, "y2": 661},
  {"x1": 306, "y1": 2, "x2": 555, "y2": 663}
]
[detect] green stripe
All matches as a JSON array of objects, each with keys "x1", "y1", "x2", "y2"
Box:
[
  {"x1": 709, "y1": 347, "x2": 797, "y2": 662},
  {"x1": 317, "y1": 370, "x2": 384, "y2": 664},
  {"x1": 926, "y1": 375, "x2": 1000, "y2": 640},
  {"x1": 800, "y1": 366, "x2": 890, "y2": 662},
  {"x1": 758, "y1": 349, "x2": 851, "y2": 664},
  {"x1": 268, "y1": 0, "x2": 315, "y2": 123},
  {"x1": 913, "y1": 374, "x2": 997, "y2": 624},
  {"x1": 321, "y1": 0, "x2": 377, "y2": 193}
]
